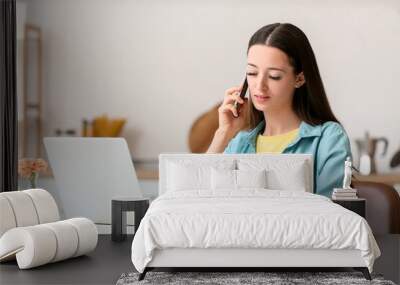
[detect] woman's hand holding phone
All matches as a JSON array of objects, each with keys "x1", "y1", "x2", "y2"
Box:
[
  {"x1": 206, "y1": 80, "x2": 248, "y2": 153},
  {"x1": 217, "y1": 83, "x2": 248, "y2": 137}
]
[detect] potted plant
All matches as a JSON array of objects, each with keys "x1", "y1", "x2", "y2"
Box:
[{"x1": 18, "y1": 158, "x2": 48, "y2": 188}]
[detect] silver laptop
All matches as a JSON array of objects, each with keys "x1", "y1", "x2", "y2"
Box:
[{"x1": 44, "y1": 137, "x2": 143, "y2": 225}]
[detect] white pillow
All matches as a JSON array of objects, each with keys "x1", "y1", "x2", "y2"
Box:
[
  {"x1": 237, "y1": 159, "x2": 309, "y2": 192},
  {"x1": 266, "y1": 162, "x2": 308, "y2": 191},
  {"x1": 166, "y1": 159, "x2": 235, "y2": 191},
  {"x1": 210, "y1": 168, "x2": 236, "y2": 190},
  {"x1": 211, "y1": 168, "x2": 267, "y2": 190},
  {"x1": 236, "y1": 169, "x2": 267, "y2": 189}
]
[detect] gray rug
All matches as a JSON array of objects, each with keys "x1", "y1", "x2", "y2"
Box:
[{"x1": 116, "y1": 271, "x2": 396, "y2": 285}]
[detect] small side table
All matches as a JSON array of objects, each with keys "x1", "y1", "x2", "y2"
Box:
[
  {"x1": 332, "y1": 198, "x2": 366, "y2": 218},
  {"x1": 111, "y1": 197, "x2": 149, "y2": 242}
]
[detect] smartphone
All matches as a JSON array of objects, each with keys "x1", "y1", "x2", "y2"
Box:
[{"x1": 233, "y1": 77, "x2": 248, "y2": 118}]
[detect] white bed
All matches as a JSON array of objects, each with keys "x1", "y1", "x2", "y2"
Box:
[{"x1": 131, "y1": 153, "x2": 380, "y2": 280}]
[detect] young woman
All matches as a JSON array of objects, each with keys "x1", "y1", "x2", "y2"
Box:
[{"x1": 207, "y1": 23, "x2": 352, "y2": 197}]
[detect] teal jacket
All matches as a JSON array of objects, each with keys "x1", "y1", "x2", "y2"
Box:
[{"x1": 223, "y1": 120, "x2": 352, "y2": 197}]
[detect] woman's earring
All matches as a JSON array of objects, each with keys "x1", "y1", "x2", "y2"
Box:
[{"x1": 295, "y1": 82, "x2": 303, "y2": 88}]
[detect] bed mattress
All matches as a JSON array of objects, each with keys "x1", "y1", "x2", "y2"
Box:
[{"x1": 131, "y1": 189, "x2": 380, "y2": 273}]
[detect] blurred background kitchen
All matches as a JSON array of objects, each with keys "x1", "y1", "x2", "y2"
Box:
[{"x1": 16, "y1": 0, "x2": 400, "y2": 198}]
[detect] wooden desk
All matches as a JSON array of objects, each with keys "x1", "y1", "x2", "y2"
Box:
[
  {"x1": 39, "y1": 166, "x2": 399, "y2": 185},
  {"x1": 354, "y1": 173, "x2": 400, "y2": 186},
  {"x1": 40, "y1": 167, "x2": 159, "y2": 180},
  {"x1": 135, "y1": 169, "x2": 158, "y2": 180}
]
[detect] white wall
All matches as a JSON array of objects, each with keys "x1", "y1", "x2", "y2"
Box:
[{"x1": 22, "y1": 0, "x2": 400, "y2": 172}]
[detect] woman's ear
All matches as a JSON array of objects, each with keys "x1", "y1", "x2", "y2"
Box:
[{"x1": 294, "y1": 72, "x2": 306, "y2": 88}]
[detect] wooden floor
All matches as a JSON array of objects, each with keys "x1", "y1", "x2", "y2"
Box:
[{"x1": 1, "y1": 235, "x2": 398, "y2": 285}]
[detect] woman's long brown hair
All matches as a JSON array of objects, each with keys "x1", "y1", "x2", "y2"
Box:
[{"x1": 245, "y1": 23, "x2": 340, "y2": 130}]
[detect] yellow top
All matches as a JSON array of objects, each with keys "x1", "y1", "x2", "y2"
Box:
[{"x1": 256, "y1": 128, "x2": 299, "y2": 153}]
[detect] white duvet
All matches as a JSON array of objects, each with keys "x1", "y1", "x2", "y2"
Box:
[{"x1": 131, "y1": 189, "x2": 380, "y2": 273}]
